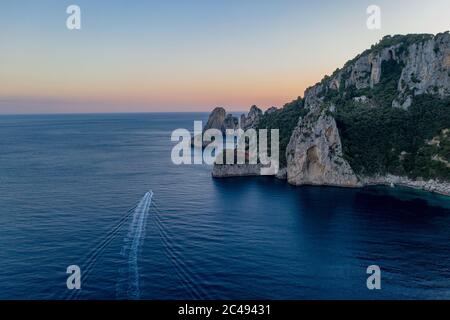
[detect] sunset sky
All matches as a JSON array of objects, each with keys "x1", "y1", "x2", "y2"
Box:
[{"x1": 1, "y1": 0, "x2": 449, "y2": 114}]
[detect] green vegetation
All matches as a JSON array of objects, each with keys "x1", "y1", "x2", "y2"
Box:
[
  {"x1": 325, "y1": 40, "x2": 450, "y2": 180},
  {"x1": 257, "y1": 97, "x2": 307, "y2": 167},
  {"x1": 252, "y1": 33, "x2": 450, "y2": 181},
  {"x1": 323, "y1": 34, "x2": 435, "y2": 90},
  {"x1": 335, "y1": 60, "x2": 403, "y2": 104},
  {"x1": 335, "y1": 95, "x2": 450, "y2": 180},
  {"x1": 369, "y1": 34, "x2": 433, "y2": 55},
  {"x1": 371, "y1": 60, "x2": 404, "y2": 106},
  {"x1": 318, "y1": 41, "x2": 450, "y2": 181}
]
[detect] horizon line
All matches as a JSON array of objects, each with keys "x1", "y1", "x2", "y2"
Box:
[{"x1": 0, "y1": 110, "x2": 249, "y2": 117}]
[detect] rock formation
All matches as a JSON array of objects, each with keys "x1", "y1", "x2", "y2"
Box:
[
  {"x1": 265, "y1": 106, "x2": 278, "y2": 115},
  {"x1": 240, "y1": 105, "x2": 263, "y2": 130},
  {"x1": 212, "y1": 163, "x2": 262, "y2": 178},
  {"x1": 204, "y1": 107, "x2": 226, "y2": 132},
  {"x1": 222, "y1": 114, "x2": 240, "y2": 131},
  {"x1": 193, "y1": 107, "x2": 240, "y2": 147},
  {"x1": 286, "y1": 109, "x2": 359, "y2": 187},
  {"x1": 211, "y1": 32, "x2": 450, "y2": 196}
]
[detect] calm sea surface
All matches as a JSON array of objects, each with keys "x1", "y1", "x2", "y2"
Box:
[{"x1": 0, "y1": 113, "x2": 449, "y2": 300}]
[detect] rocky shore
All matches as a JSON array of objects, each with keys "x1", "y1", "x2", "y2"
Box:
[{"x1": 361, "y1": 175, "x2": 450, "y2": 196}]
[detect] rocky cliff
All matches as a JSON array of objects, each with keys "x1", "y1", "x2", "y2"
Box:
[
  {"x1": 286, "y1": 107, "x2": 359, "y2": 187},
  {"x1": 193, "y1": 107, "x2": 240, "y2": 148},
  {"x1": 212, "y1": 32, "x2": 450, "y2": 196},
  {"x1": 303, "y1": 33, "x2": 450, "y2": 109}
]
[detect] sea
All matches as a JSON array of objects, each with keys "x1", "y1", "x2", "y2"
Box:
[{"x1": 0, "y1": 113, "x2": 449, "y2": 300}]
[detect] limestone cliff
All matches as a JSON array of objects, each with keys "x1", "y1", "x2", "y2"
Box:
[
  {"x1": 211, "y1": 32, "x2": 450, "y2": 196},
  {"x1": 286, "y1": 108, "x2": 359, "y2": 187},
  {"x1": 304, "y1": 33, "x2": 450, "y2": 109}
]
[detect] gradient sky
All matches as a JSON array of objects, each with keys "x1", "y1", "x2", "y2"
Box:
[{"x1": 1, "y1": 0, "x2": 449, "y2": 114}]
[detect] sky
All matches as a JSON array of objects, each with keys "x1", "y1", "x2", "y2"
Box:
[{"x1": 0, "y1": 0, "x2": 449, "y2": 114}]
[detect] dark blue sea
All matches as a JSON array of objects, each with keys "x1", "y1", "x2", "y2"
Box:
[{"x1": 0, "y1": 113, "x2": 449, "y2": 300}]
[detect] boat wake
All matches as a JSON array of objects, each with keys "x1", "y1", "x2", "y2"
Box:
[
  {"x1": 117, "y1": 191, "x2": 153, "y2": 299},
  {"x1": 66, "y1": 191, "x2": 208, "y2": 300},
  {"x1": 66, "y1": 202, "x2": 139, "y2": 300},
  {"x1": 151, "y1": 200, "x2": 210, "y2": 299}
]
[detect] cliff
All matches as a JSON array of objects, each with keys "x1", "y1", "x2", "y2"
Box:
[
  {"x1": 211, "y1": 32, "x2": 450, "y2": 196},
  {"x1": 286, "y1": 107, "x2": 359, "y2": 187}
]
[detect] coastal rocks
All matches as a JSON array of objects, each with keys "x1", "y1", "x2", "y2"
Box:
[
  {"x1": 240, "y1": 105, "x2": 263, "y2": 130},
  {"x1": 204, "y1": 107, "x2": 226, "y2": 132},
  {"x1": 360, "y1": 175, "x2": 450, "y2": 196},
  {"x1": 212, "y1": 105, "x2": 277, "y2": 178},
  {"x1": 203, "y1": 107, "x2": 240, "y2": 133},
  {"x1": 286, "y1": 109, "x2": 359, "y2": 187},
  {"x1": 275, "y1": 167, "x2": 287, "y2": 180},
  {"x1": 193, "y1": 107, "x2": 240, "y2": 147},
  {"x1": 212, "y1": 163, "x2": 262, "y2": 178}
]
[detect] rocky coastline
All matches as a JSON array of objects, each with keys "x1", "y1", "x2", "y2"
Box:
[{"x1": 208, "y1": 32, "x2": 450, "y2": 197}]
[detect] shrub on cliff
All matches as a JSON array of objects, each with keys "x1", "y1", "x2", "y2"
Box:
[
  {"x1": 257, "y1": 97, "x2": 307, "y2": 167},
  {"x1": 335, "y1": 95, "x2": 450, "y2": 180}
]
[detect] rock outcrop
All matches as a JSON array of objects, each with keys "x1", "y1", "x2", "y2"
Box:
[
  {"x1": 212, "y1": 163, "x2": 262, "y2": 178},
  {"x1": 202, "y1": 107, "x2": 240, "y2": 133},
  {"x1": 204, "y1": 107, "x2": 226, "y2": 131},
  {"x1": 212, "y1": 105, "x2": 271, "y2": 178},
  {"x1": 193, "y1": 107, "x2": 240, "y2": 147},
  {"x1": 240, "y1": 105, "x2": 263, "y2": 130},
  {"x1": 396, "y1": 33, "x2": 450, "y2": 107},
  {"x1": 304, "y1": 32, "x2": 450, "y2": 110},
  {"x1": 265, "y1": 106, "x2": 278, "y2": 115},
  {"x1": 286, "y1": 109, "x2": 359, "y2": 187}
]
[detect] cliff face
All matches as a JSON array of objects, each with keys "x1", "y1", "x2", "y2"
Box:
[
  {"x1": 285, "y1": 32, "x2": 450, "y2": 194},
  {"x1": 303, "y1": 33, "x2": 450, "y2": 109},
  {"x1": 211, "y1": 32, "x2": 450, "y2": 195},
  {"x1": 286, "y1": 108, "x2": 359, "y2": 187}
]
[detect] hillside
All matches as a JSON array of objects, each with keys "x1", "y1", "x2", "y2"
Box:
[{"x1": 213, "y1": 32, "x2": 450, "y2": 195}]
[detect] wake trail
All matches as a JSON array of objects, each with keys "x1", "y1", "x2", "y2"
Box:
[
  {"x1": 151, "y1": 202, "x2": 210, "y2": 299},
  {"x1": 118, "y1": 191, "x2": 153, "y2": 299},
  {"x1": 67, "y1": 194, "x2": 207, "y2": 300},
  {"x1": 66, "y1": 203, "x2": 138, "y2": 300}
]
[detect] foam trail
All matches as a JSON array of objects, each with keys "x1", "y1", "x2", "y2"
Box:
[
  {"x1": 123, "y1": 191, "x2": 153, "y2": 299},
  {"x1": 67, "y1": 204, "x2": 138, "y2": 300}
]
